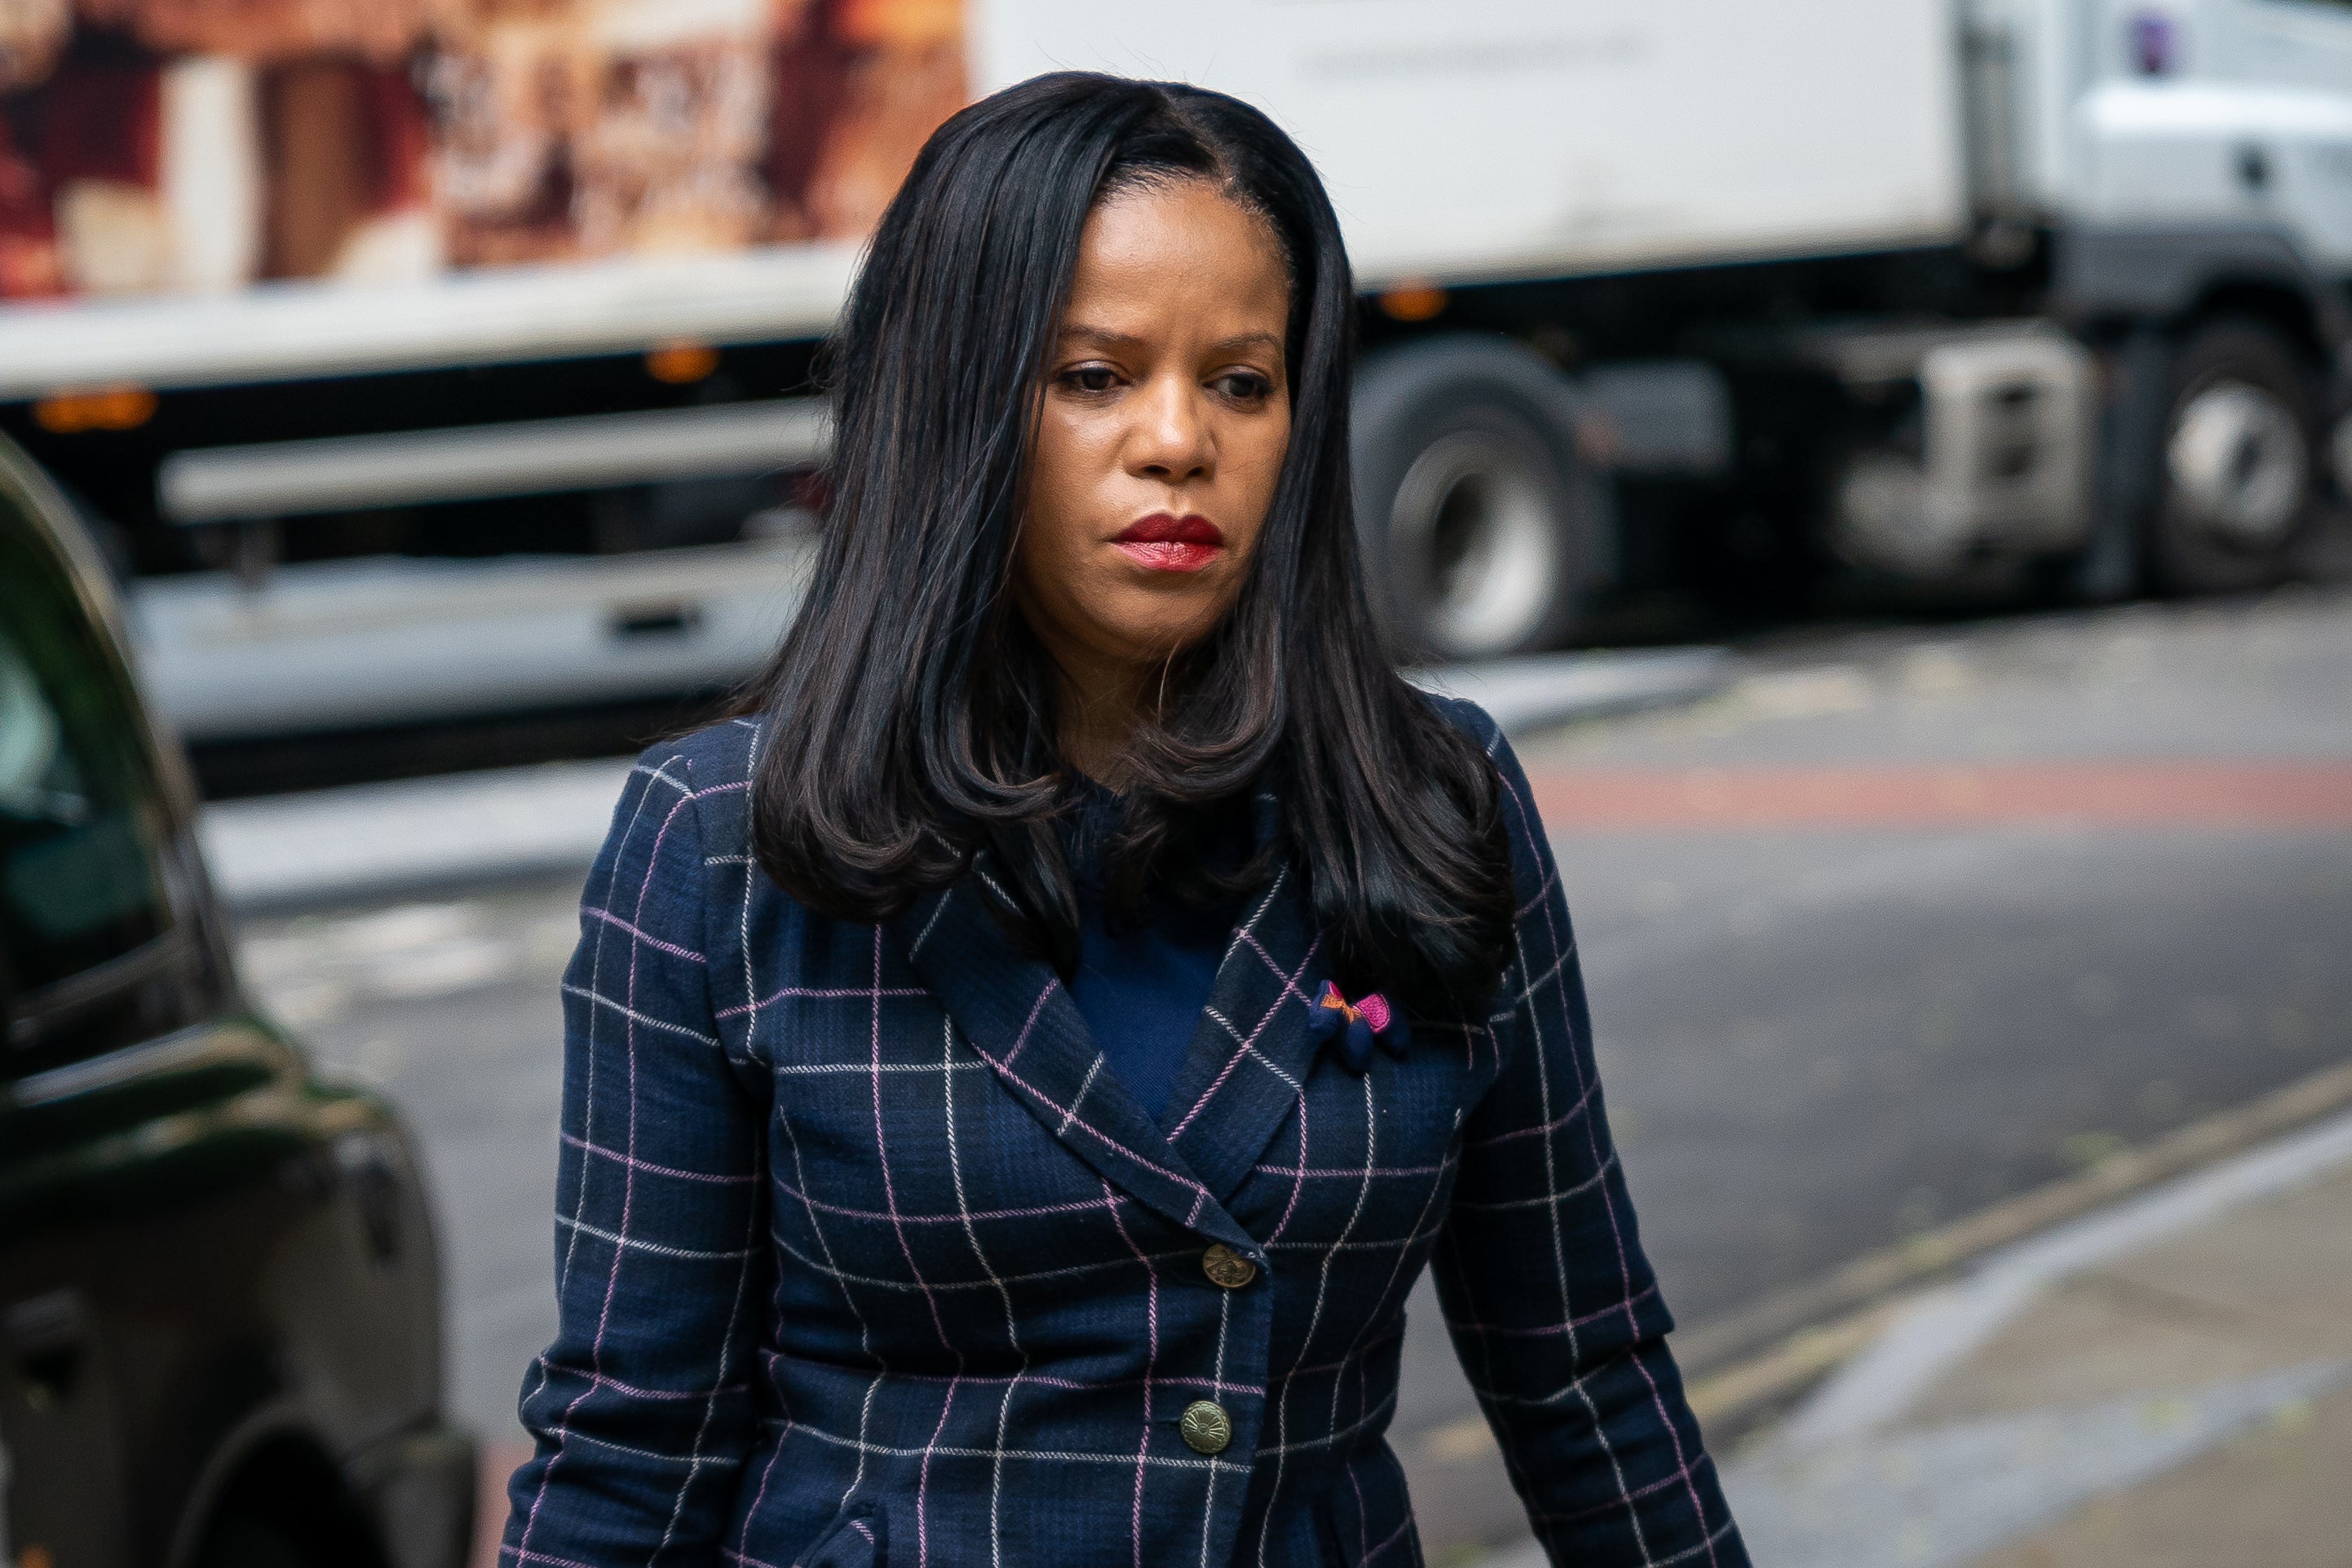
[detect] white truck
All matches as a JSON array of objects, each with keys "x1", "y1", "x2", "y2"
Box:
[{"x1": 0, "y1": 0, "x2": 2345, "y2": 753}]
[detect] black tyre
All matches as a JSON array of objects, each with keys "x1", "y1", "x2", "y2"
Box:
[
  {"x1": 1351, "y1": 337, "x2": 1604, "y2": 661},
  {"x1": 2149, "y1": 318, "x2": 2320, "y2": 594}
]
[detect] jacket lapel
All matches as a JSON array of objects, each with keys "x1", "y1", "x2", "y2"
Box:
[
  {"x1": 1159, "y1": 861, "x2": 1329, "y2": 1208},
  {"x1": 890, "y1": 858, "x2": 1258, "y2": 1252}
]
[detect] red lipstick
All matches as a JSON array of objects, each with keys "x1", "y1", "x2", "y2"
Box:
[{"x1": 1112, "y1": 513, "x2": 1225, "y2": 573}]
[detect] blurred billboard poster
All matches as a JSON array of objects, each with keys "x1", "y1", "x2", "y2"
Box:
[{"x1": 0, "y1": 0, "x2": 965, "y2": 301}]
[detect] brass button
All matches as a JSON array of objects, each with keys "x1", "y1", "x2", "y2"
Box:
[
  {"x1": 1180, "y1": 1399, "x2": 1233, "y2": 1455},
  {"x1": 1201, "y1": 1243, "x2": 1256, "y2": 1289}
]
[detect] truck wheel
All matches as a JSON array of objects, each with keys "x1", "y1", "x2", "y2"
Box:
[
  {"x1": 2149, "y1": 319, "x2": 2319, "y2": 594},
  {"x1": 1352, "y1": 337, "x2": 1603, "y2": 661}
]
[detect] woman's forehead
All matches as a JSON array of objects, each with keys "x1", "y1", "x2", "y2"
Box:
[{"x1": 1062, "y1": 183, "x2": 1289, "y2": 337}]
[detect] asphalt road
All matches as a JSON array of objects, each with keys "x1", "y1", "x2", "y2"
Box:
[{"x1": 231, "y1": 586, "x2": 2352, "y2": 1564}]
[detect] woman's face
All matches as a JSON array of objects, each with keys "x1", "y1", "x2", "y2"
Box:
[{"x1": 1014, "y1": 177, "x2": 1293, "y2": 693}]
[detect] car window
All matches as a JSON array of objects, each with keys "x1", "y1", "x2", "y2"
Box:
[{"x1": 0, "y1": 504, "x2": 180, "y2": 1071}]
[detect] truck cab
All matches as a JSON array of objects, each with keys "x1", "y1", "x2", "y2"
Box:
[{"x1": 1967, "y1": 0, "x2": 2352, "y2": 593}]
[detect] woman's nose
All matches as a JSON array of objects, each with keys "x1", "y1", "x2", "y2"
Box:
[{"x1": 1130, "y1": 378, "x2": 1213, "y2": 479}]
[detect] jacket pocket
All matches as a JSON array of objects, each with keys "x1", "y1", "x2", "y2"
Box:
[{"x1": 799, "y1": 1497, "x2": 887, "y2": 1568}]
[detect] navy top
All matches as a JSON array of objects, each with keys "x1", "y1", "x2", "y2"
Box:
[{"x1": 1059, "y1": 780, "x2": 1247, "y2": 1124}]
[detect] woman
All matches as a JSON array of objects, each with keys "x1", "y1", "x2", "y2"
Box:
[{"x1": 504, "y1": 73, "x2": 1745, "y2": 1567}]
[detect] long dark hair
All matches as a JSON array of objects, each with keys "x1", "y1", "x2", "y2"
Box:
[{"x1": 739, "y1": 72, "x2": 1514, "y2": 1013}]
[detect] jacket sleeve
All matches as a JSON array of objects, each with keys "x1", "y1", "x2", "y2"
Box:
[
  {"x1": 1430, "y1": 723, "x2": 1747, "y2": 1567},
  {"x1": 503, "y1": 743, "x2": 772, "y2": 1562}
]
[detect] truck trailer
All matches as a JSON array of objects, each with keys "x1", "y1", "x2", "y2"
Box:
[{"x1": 0, "y1": 0, "x2": 2345, "y2": 748}]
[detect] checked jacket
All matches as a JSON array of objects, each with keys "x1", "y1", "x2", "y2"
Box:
[{"x1": 501, "y1": 699, "x2": 1746, "y2": 1568}]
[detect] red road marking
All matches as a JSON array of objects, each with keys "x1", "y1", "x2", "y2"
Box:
[{"x1": 1526, "y1": 762, "x2": 2352, "y2": 832}]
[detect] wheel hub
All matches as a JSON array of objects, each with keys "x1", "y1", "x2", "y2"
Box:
[
  {"x1": 1389, "y1": 431, "x2": 1559, "y2": 660},
  {"x1": 2167, "y1": 380, "x2": 2307, "y2": 548}
]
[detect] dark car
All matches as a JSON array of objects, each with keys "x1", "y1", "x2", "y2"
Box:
[{"x1": 0, "y1": 435, "x2": 474, "y2": 1568}]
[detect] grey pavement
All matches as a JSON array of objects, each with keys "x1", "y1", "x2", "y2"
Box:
[
  {"x1": 1721, "y1": 1098, "x2": 2352, "y2": 1567},
  {"x1": 223, "y1": 585, "x2": 2352, "y2": 1566},
  {"x1": 204, "y1": 759, "x2": 633, "y2": 910}
]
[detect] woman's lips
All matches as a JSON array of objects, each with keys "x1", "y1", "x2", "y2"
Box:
[{"x1": 1111, "y1": 512, "x2": 1225, "y2": 573}]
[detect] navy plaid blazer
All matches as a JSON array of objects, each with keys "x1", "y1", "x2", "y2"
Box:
[{"x1": 502, "y1": 700, "x2": 1745, "y2": 1568}]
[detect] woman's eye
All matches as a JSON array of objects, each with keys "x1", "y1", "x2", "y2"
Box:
[
  {"x1": 1213, "y1": 370, "x2": 1274, "y2": 403},
  {"x1": 1060, "y1": 364, "x2": 1121, "y2": 394}
]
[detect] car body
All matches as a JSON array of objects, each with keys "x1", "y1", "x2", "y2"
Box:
[{"x1": 0, "y1": 433, "x2": 473, "y2": 1568}]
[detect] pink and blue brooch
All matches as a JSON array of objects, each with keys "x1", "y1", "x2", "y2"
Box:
[{"x1": 1306, "y1": 982, "x2": 1411, "y2": 1073}]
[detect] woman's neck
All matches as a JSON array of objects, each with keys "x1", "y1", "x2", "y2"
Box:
[
  {"x1": 1015, "y1": 598, "x2": 1174, "y2": 788},
  {"x1": 1050, "y1": 632, "x2": 1194, "y2": 788},
  {"x1": 1055, "y1": 661, "x2": 1149, "y2": 787}
]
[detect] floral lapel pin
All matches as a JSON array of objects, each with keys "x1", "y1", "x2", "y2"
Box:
[{"x1": 1306, "y1": 982, "x2": 1411, "y2": 1074}]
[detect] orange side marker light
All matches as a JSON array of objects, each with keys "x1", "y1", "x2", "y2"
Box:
[
  {"x1": 645, "y1": 341, "x2": 721, "y2": 384},
  {"x1": 33, "y1": 385, "x2": 157, "y2": 433},
  {"x1": 1377, "y1": 285, "x2": 1448, "y2": 323}
]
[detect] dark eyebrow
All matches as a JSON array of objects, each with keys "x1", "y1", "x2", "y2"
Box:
[
  {"x1": 1057, "y1": 324, "x2": 1145, "y2": 350},
  {"x1": 1212, "y1": 331, "x2": 1285, "y2": 357},
  {"x1": 1058, "y1": 323, "x2": 1284, "y2": 358}
]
